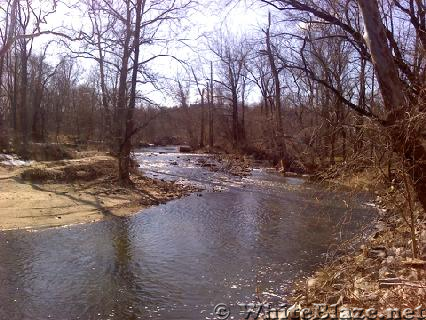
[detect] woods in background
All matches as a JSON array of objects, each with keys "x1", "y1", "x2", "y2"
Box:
[{"x1": 0, "y1": 1, "x2": 425, "y2": 216}]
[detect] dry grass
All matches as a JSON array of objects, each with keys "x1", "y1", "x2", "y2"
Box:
[{"x1": 20, "y1": 156, "x2": 116, "y2": 183}]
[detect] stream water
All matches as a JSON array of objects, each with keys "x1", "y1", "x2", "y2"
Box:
[{"x1": 0, "y1": 147, "x2": 376, "y2": 320}]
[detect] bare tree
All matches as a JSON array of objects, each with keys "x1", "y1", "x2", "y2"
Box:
[
  {"x1": 257, "y1": 0, "x2": 426, "y2": 209},
  {"x1": 190, "y1": 66, "x2": 207, "y2": 148},
  {"x1": 263, "y1": 12, "x2": 288, "y2": 167},
  {"x1": 208, "y1": 61, "x2": 214, "y2": 148},
  {"x1": 209, "y1": 32, "x2": 250, "y2": 148}
]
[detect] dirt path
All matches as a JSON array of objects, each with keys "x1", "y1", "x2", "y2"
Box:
[{"x1": 0, "y1": 157, "x2": 198, "y2": 230}]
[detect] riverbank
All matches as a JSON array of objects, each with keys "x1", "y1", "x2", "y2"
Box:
[
  {"x1": 286, "y1": 169, "x2": 426, "y2": 312},
  {"x1": 0, "y1": 154, "x2": 199, "y2": 230}
]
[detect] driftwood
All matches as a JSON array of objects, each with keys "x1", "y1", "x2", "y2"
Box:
[
  {"x1": 379, "y1": 277, "x2": 426, "y2": 288},
  {"x1": 402, "y1": 259, "x2": 426, "y2": 268}
]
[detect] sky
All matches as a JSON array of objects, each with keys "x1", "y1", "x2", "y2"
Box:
[{"x1": 30, "y1": 0, "x2": 273, "y2": 106}]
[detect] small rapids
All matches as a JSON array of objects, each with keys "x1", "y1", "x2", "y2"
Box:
[{"x1": 0, "y1": 146, "x2": 376, "y2": 320}]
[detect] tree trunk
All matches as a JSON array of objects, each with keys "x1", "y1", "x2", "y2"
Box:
[
  {"x1": 118, "y1": 0, "x2": 144, "y2": 184},
  {"x1": 0, "y1": 48, "x2": 5, "y2": 149},
  {"x1": 199, "y1": 89, "x2": 205, "y2": 148},
  {"x1": 208, "y1": 62, "x2": 214, "y2": 148},
  {"x1": 241, "y1": 79, "x2": 246, "y2": 142},
  {"x1": 116, "y1": 4, "x2": 133, "y2": 181},
  {"x1": 31, "y1": 59, "x2": 44, "y2": 142},
  {"x1": 330, "y1": 130, "x2": 336, "y2": 166},
  {"x1": 0, "y1": 0, "x2": 17, "y2": 59},
  {"x1": 342, "y1": 127, "x2": 346, "y2": 161},
  {"x1": 358, "y1": 0, "x2": 426, "y2": 210},
  {"x1": 18, "y1": 39, "x2": 29, "y2": 158},
  {"x1": 231, "y1": 86, "x2": 238, "y2": 148},
  {"x1": 357, "y1": 0, "x2": 405, "y2": 117},
  {"x1": 266, "y1": 12, "x2": 287, "y2": 166}
]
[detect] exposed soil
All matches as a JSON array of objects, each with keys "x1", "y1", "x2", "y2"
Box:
[{"x1": 0, "y1": 155, "x2": 199, "y2": 230}]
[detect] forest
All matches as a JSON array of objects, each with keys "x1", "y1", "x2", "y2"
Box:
[
  {"x1": 0, "y1": 0, "x2": 425, "y2": 317},
  {"x1": 1, "y1": 0, "x2": 424, "y2": 183}
]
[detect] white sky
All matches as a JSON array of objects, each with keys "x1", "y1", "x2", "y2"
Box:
[{"x1": 31, "y1": 0, "x2": 273, "y2": 106}]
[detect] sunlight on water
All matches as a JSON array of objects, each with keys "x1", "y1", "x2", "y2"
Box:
[{"x1": 0, "y1": 147, "x2": 376, "y2": 320}]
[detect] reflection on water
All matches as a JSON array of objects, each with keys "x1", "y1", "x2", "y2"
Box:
[{"x1": 0, "y1": 147, "x2": 375, "y2": 319}]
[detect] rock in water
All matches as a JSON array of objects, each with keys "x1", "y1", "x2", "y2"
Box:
[{"x1": 179, "y1": 145, "x2": 192, "y2": 153}]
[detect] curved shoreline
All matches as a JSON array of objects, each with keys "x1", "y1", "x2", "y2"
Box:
[
  {"x1": 285, "y1": 179, "x2": 426, "y2": 311},
  {"x1": 0, "y1": 156, "x2": 199, "y2": 231}
]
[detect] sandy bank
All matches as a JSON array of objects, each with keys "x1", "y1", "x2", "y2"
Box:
[{"x1": 0, "y1": 156, "x2": 198, "y2": 230}]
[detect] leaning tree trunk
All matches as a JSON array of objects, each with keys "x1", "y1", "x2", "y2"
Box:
[{"x1": 358, "y1": 0, "x2": 426, "y2": 211}]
